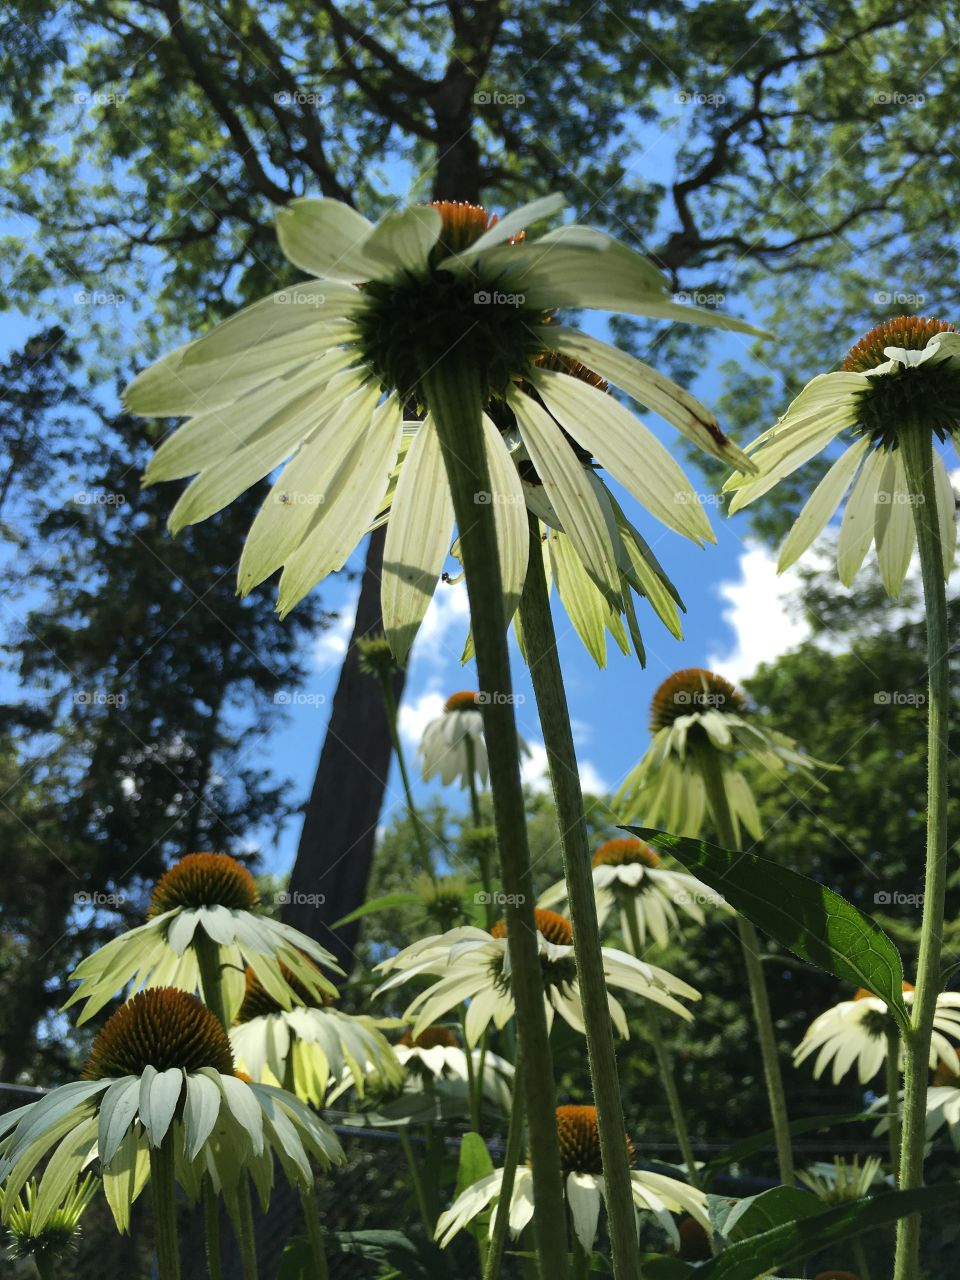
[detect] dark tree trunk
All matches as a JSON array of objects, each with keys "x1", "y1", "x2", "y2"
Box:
[{"x1": 281, "y1": 527, "x2": 404, "y2": 971}]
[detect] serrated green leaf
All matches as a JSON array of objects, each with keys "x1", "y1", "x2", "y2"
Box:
[{"x1": 627, "y1": 827, "x2": 908, "y2": 1023}]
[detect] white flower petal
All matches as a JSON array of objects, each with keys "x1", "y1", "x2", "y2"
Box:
[
  {"x1": 446, "y1": 193, "x2": 564, "y2": 262},
  {"x1": 363, "y1": 205, "x2": 442, "y2": 275},
  {"x1": 567, "y1": 1172, "x2": 603, "y2": 1253},
  {"x1": 382, "y1": 416, "x2": 456, "y2": 662},
  {"x1": 534, "y1": 369, "x2": 713, "y2": 544},
  {"x1": 874, "y1": 449, "x2": 916, "y2": 597},
  {"x1": 275, "y1": 198, "x2": 379, "y2": 280},
  {"x1": 778, "y1": 437, "x2": 871, "y2": 572},
  {"x1": 481, "y1": 413, "x2": 530, "y2": 621},
  {"x1": 508, "y1": 386, "x2": 620, "y2": 597},
  {"x1": 932, "y1": 449, "x2": 958, "y2": 578}
]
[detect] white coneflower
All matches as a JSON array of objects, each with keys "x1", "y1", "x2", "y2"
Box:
[
  {"x1": 418, "y1": 690, "x2": 530, "y2": 788},
  {"x1": 794, "y1": 983, "x2": 960, "y2": 1085},
  {"x1": 797, "y1": 1155, "x2": 887, "y2": 1203},
  {"x1": 64, "y1": 853, "x2": 341, "y2": 1023},
  {"x1": 724, "y1": 316, "x2": 960, "y2": 596},
  {"x1": 435, "y1": 1104, "x2": 709, "y2": 1253},
  {"x1": 373, "y1": 909, "x2": 699, "y2": 1043},
  {"x1": 228, "y1": 964, "x2": 403, "y2": 1106},
  {"x1": 393, "y1": 1026, "x2": 514, "y2": 1112},
  {"x1": 540, "y1": 836, "x2": 726, "y2": 949},
  {"x1": 616, "y1": 668, "x2": 830, "y2": 843},
  {"x1": 0, "y1": 990, "x2": 343, "y2": 1233},
  {"x1": 125, "y1": 195, "x2": 761, "y2": 658}
]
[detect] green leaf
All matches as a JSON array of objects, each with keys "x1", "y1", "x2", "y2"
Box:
[
  {"x1": 456, "y1": 1131, "x2": 495, "y2": 1194},
  {"x1": 698, "y1": 1185, "x2": 959, "y2": 1279},
  {"x1": 333, "y1": 892, "x2": 422, "y2": 927},
  {"x1": 627, "y1": 827, "x2": 908, "y2": 1022},
  {"x1": 722, "y1": 1187, "x2": 819, "y2": 1242}
]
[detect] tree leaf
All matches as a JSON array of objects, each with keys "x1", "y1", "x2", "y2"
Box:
[
  {"x1": 626, "y1": 827, "x2": 908, "y2": 1022},
  {"x1": 332, "y1": 892, "x2": 422, "y2": 927}
]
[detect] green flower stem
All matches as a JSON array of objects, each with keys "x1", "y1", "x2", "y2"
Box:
[
  {"x1": 194, "y1": 932, "x2": 229, "y2": 1029},
  {"x1": 696, "y1": 744, "x2": 795, "y2": 1186},
  {"x1": 571, "y1": 1233, "x2": 592, "y2": 1280},
  {"x1": 399, "y1": 1129, "x2": 434, "y2": 1235},
  {"x1": 463, "y1": 1010, "x2": 482, "y2": 1134},
  {"x1": 234, "y1": 1181, "x2": 259, "y2": 1280},
  {"x1": 484, "y1": 1049, "x2": 526, "y2": 1280},
  {"x1": 853, "y1": 1235, "x2": 874, "y2": 1280},
  {"x1": 518, "y1": 511, "x2": 640, "y2": 1280},
  {"x1": 299, "y1": 1183, "x2": 330, "y2": 1280},
  {"x1": 378, "y1": 672, "x2": 434, "y2": 876},
  {"x1": 150, "y1": 1137, "x2": 182, "y2": 1280},
  {"x1": 195, "y1": 939, "x2": 259, "y2": 1280},
  {"x1": 624, "y1": 911, "x2": 699, "y2": 1188},
  {"x1": 894, "y1": 427, "x2": 951, "y2": 1280},
  {"x1": 465, "y1": 735, "x2": 485, "y2": 829},
  {"x1": 885, "y1": 1023, "x2": 902, "y2": 1181},
  {"x1": 33, "y1": 1257, "x2": 58, "y2": 1280},
  {"x1": 204, "y1": 1175, "x2": 222, "y2": 1280},
  {"x1": 423, "y1": 350, "x2": 568, "y2": 1279}
]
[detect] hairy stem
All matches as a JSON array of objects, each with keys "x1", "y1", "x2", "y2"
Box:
[
  {"x1": 696, "y1": 745, "x2": 794, "y2": 1185},
  {"x1": 203, "y1": 1175, "x2": 222, "y2": 1280},
  {"x1": 299, "y1": 1183, "x2": 330, "y2": 1280},
  {"x1": 424, "y1": 349, "x2": 568, "y2": 1277},
  {"x1": 885, "y1": 1023, "x2": 902, "y2": 1181},
  {"x1": 624, "y1": 909, "x2": 700, "y2": 1188},
  {"x1": 379, "y1": 673, "x2": 434, "y2": 875},
  {"x1": 484, "y1": 1049, "x2": 526, "y2": 1280},
  {"x1": 150, "y1": 1137, "x2": 182, "y2": 1280},
  {"x1": 894, "y1": 428, "x2": 950, "y2": 1280}
]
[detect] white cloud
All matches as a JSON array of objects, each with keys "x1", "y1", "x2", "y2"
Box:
[
  {"x1": 707, "y1": 541, "x2": 812, "y2": 684},
  {"x1": 398, "y1": 689, "x2": 445, "y2": 748},
  {"x1": 414, "y1": 579, "x2": 471, "y2": 660},
  {"x1": 578, "y1": 760, "x2": 609, "y2": 796},
  {"x1": 520, "y1": 739, "x2": 608, "y2": 796}
]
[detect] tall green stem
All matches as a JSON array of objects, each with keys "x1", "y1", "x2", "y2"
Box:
[
  {"x1": 484, "y1": 1051, "x2": 526, "y2": 1280},
  {"x1": 465, "y1": 736, "x2": 485, "y2": 828},
  {"x1": 424, "y1": 350, "x2": 568, "y2": 1278},
  {"x1": 299, "y1": 1184, "x2": 330, "y2": 1280},
  {"x1": 853, "y1": 1234, "x2": 874, "y2": 1280},
  {"x1": 150, "y1": 1137, "x2": 181, "y2": 1280},
  {"x1": 894, "y1": 428, "x2": 950, "y2": 1280},
  {"x1": 379, "y1": 674, "x2": 434, "y2": 874},
  {"x1": 885, "y1": 1024, "x2": 902, "y2": 1181},
  {"x1": 518, "y1": 513, "x2": 639, "y2": 1280},
  {"x1": 696, "y1": 745, "x2": 795, "y2": 1186},
  {"x1": 203, "y1": 1175, "x2": 222, "y2": 1280},
  {"x1": 624, "y1": 910, "x2": 700, "y2": 1188},
  {"x1": 234, "y1": 1181, "x2": 258, "y2": 1280},
  {"x1": 194, "y1": 932, "x2": 229, "y2": 1029},
  {"x1": 398, "y1": 1130, "x2": 433, "y2": 1235}
]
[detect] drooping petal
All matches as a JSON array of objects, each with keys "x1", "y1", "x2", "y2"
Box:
[
  {"x1": 837, "y1": 445, "x2": 886, "y2": 585},
  {"x1": 777, "y1": 437, "x2": 871, "y2": 573},
  {"x1": 874, "y1": 449, "x2": 916, "y2": 597},
  {"x1": 932, "y1": 449, "x2": 958, "y2": 578},
  {"x1": 481, "y1": 413, "x2": 530, "y2": 621},
  {"x1": 567, "y1": 1172, "x2": 603, "y2": 1254},
  {"x1": 277, "y1": 396, "x2": 403, "y2": 615},
  {"x1": 534, "y1": 369, "x2": 713, "y2": 544},
  {"x1": 382, "y1": 416, "x2": 456, "y2": 662},
  {"x1": 508, "y1": 387, "x2": 620, "y2": 598},
  {"x1": 546, "y1": 325, "x2": 755, "y2": 472}
]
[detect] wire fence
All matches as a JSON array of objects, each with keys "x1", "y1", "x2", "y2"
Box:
[{"x1": 1, "y1": 1083, "x2": 883, "y2": 1279}]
